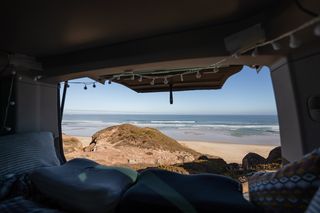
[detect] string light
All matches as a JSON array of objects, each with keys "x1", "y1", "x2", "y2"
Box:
[
  {"x1": 33, "y1": 75, "x2": 42, "y2": 81},
  {"x1": 108, "y1": 80, "x2": 112, "y2": 84},
  {"x1": 271, "y1": 41, "x2": 281, "y2": 51},
  {"x1": 251, "y1": 47, "x2": 258, "y2": 57},
  {"x1": 150, "y1": 78, "x2": 155, "y2": 85},
  {"x1": 164, "y1": 77, "x2": 169, "y2": 85},
  {"x1": 314, "y1": 23, "x2": 320, "y2": 36},
  {"x1": 92, "y1": 83, "x2": 96, "y2": 88},
  {"x1": 289, "y1": 34, "x2": 301, "y2": 48},
  {"x1": 196, "y1": 71, "x2": 201, "y2": 79},
  {"x1": 84, "y1": 84, "x2": 87, "y2": 90},
  {"x1": 71, "y1": 16, "x2": 319, "y2": 86},
  {"x1": 233, "y1": 53, "x2": 240, "y2": 59}
]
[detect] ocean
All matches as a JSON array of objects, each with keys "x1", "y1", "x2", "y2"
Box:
[{"x1": 62, "y1": 114, "x2": 280, "y2": 146}]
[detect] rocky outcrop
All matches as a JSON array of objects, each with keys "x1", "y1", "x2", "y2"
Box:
[
  {"x1": 81, "y1": 124, "x2": 200, "y2": 165},
  {"x1": 242, "y1": 152, "x2": 266, "y2": 170},
  {"x1": 90, "y1": 124, "x2": 198, "y2": 154},
  {"x1": 266, "y1": 146, "x2": 282, "y2": 164}
]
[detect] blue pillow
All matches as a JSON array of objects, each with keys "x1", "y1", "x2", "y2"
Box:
[{"x1": 0, "y1": 132, "x2": 60, "y2": 177}]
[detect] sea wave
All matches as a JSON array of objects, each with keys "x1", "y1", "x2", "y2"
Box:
[
  {"x1": 150, "y1": 120, "x2": 196, "y2": 124},
  {"x1": 62, "y1": 120, "x2": 279, "y2": 132}
]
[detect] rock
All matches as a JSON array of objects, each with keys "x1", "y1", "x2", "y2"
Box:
[
  {"x1": 197, "y1": 155, "x2": 209, "y2": 160},
  {"x1": 242, "y1": 152, "x2": 266, "y2": 170},
  {"x1": 62, "y1": 134, "x2": 83, "y2": 154},
  {"x1": 226, "y1": 163, "x2": 241, "y2": 171},
  {"x1": 83, "y1": 142, "x2": 96, "y2": 152},
  {"x1": 266, "y1": 146, "x2": 282, "y2": 164},
  {"x1": 179, "y1": 157, "x2": 227, "y2": 174}
]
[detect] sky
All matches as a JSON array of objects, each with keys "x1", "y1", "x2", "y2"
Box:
[{"x1": 63, "y1": 66, "x2": 277, "y2": 115}]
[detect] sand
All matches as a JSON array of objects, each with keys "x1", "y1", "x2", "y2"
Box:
[
  {"x1": 69, "y1": 135, "x2": 275, "y2": 164},
  {"x1": 180, "y1": 141, "x2": 276, "y2": 163}
]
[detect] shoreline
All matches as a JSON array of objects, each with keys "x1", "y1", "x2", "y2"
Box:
[
  {"x1": 180, "y1": 140, "x2": 276, "y2": 163},
  {"x1": 67, "y1": 135, "x2": 276, "y2": 164}
]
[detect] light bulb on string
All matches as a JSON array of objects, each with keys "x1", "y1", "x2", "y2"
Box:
[
  {"x1": 108, "y1": 80, "x2": 112, "y2": 84},
  {"x1": 289, "y1": 34, "x2": 301, "y2": 48},
  {"x1": 251, "y1": 47, "x2": 258, "y2": 57},
  {"x1": 233, "y1": 53, "x2": 240, "y2": 59},
  {"x1": 314, "y1": 23, "x2": 320, "y2": 36},
  {"x1": 196, "y1": 71, "x2": 201, "y2": 79},
  {"x1": 117, "y1": 75, "x2": 121, "y2": 80},
  {"x1": 131, "y1": 74, "x2": 135, "y2": 80},
  {"x1": 66, "y1": 83, "x2": 70, "y2": 88},
  {"x1": 138, "y1": 76, "x2": 143, "y2": 82},
  {"x1": 213, "y1": 66, "x2": 219, "y2": 73},
  {"x1": 164, "y1": 77, "x2": 168, "y2": 85},
  {"x1": 92, "y1": 83, "x2": 96, "y2": 88},
  {"x1": 271, "y1": 41, "x2": 281, "y2": 51},
  {"x1": 150, "y1": 78, "x2": 155, "y2": 85},
  {"x1": 180, "y1": 74, "x2": 184, "y2": 82},
  {"x1": 84, "y1": 84, "x2": 87, "y2": 90}
]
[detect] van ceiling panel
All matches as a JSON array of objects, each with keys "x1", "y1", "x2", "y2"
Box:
[
  {"x1": 101, "y1": 65, "x2": 242, "y2": 93},
  {"x1": 1, "y1": 0, "x2": 278, "y2": 57}
]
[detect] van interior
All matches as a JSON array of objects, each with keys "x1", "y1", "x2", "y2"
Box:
[{"x1": 1, "y1": 0, "x2": 320, "y2": 212}]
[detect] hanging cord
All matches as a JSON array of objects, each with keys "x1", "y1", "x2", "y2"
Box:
[
  {"x1": 294, "y1": 0, "x2": 319, "y2": 17},
  {"x1": 2, "y1": 74, "x2": 15, "y2": 131}
]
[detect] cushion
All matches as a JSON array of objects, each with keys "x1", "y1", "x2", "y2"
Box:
[
  {"x1": 248, "y1": 148, "x2": 320, "y2": 213},
  {"x1": 118, "y1": 169, "x2": 258, "y2": 213},
  {"x1": 0, "y1": 132, "x2": 60, "y2": 177},
  {"x1": 30, "y1": 158, "x2": 138, "y2": 213},
  {"x1": 306, "y1": 187, "x2": 320, "y2": 213}
]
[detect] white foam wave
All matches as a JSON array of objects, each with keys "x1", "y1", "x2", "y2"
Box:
[{"x1": 150, "y1": 120, "x2": 196, "y2": 124}]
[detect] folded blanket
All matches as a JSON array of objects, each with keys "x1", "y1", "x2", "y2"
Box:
[
  {"x1": 0, "y1": 196, "x2": 62, "y2": 213},
  {"x1": 0, "y1": 174, "x2": 33, "y2": 201}
]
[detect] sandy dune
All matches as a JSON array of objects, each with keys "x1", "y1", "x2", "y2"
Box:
[{"x1": 68, "y1": 135, "x2": 275, "y2": 164}]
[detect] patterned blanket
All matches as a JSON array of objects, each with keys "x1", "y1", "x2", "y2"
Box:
[{"x1": 0, "y1": 174, "x2": 63, "y2": 213}]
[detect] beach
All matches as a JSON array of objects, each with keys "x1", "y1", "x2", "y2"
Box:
[
  {"x1": 67, "y1": 135, "x2": 275, "y2": 164},
  {"x1": 180, "y1": 141, "x2": 276, "y2": 163}
]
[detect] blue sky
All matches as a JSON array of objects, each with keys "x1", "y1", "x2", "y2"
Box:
[{"x1": 63, "y1": 66, "x2": 277, "y2": 115}]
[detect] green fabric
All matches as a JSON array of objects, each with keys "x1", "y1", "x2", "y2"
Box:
[
  {"x1": 95, "y1": 165, "x2": 138, "y2": 182},
  {"x1": 141, "y1": 172, "x2": 197, "y2": 213}
]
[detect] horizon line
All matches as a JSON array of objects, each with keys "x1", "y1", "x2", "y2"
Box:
[{"x1": 64, "y1": 109, "x2": 277, "y2": 116}]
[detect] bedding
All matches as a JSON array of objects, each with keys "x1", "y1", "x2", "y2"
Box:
[
  {"x1": 0, "y1": 132, "x2": 60, "y2": 177},
  {"x1": 0, "y1": 196, "x2": 62, "y2": 213},
  {"x1": 118, "y1": 169, "x2": 259, "y2": 213},
  {"x1": 248, "y1": 147, "x2": 320, "y2": 213},
  {"x1": 30, "y1": 158, "x2": 138, "y2": 213},
  {"x1": 0, "y1": 173, "x2": 63, "y2": 213}
]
